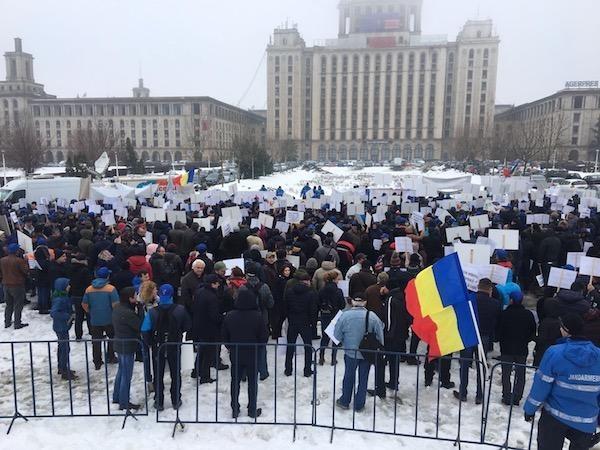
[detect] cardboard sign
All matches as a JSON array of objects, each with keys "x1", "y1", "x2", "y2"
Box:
[
  {"x1": 285, "y1": 210, "x2": 304, "y2": 224},
  {"x1": 454, "y1": 243, "x2": 491, "y2": 266},
  {"x1": 580, "y1": 256, "x2": 600, "y2": 277},
  {"x1": 394, "y1": 236, "x2": 413, "y2": 253},
  {"x1": 321, "y1": 220, "x2": 343, "y2": 242},
  {"x1": 488, "y1": 229, "x2": 519, "y2": 250},
  {"x1": 17, "y1": 230, "x2": 33, "y2": 254},
  {"x1": 469, "y1": 215, "x2": 490, "y2": 231},
  {"x1": 258, "y1": 212, "x2": 274, "y2": 229},
  {"x1": 286, "y1": 254, "x2": 300, "y2": 269},
  {"x1": 526, "y1": 214, "x2": 550, "y2": 225},
  {"x1": 479, "y1": 264, "x2": 511, "y2": 286},
  {"x1": 445, "y1": 226, "x2": 471, "y2": 242},
  {"x1": 548, "y1": 267, "x2": 578, "y2": 290},
  {"x1": 221, "y1": 221, "x2": 233, "y2": 237},
  {"x1": 567, "y1": 252, "x2": 585, "y2": 269}
]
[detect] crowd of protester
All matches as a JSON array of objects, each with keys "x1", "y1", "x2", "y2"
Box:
[{"x1": 1, "y1": 182, "x2": 600, "y2": 449}]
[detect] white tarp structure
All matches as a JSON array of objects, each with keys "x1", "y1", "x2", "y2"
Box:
[{"x1": 89, "y1": 183, "x2": 135, "y2": 201}]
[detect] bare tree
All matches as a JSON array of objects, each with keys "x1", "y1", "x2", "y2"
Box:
[
  {"x1": 71, "y1": 120, "x2": 116, "y2": 164},
  {"x1": 0, "y1": 113, "x2": 44, "y2": 174},
  {"x1": 539, "y1": 112, "x2": 569, "y2": 164}
]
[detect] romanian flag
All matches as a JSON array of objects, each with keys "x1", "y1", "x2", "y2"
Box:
[{"x1": 405, "y1": 253, "x2": 479, "y2": 359}]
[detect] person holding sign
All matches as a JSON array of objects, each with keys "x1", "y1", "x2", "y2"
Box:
[{"x1": 318, "y1": 271, "x2": 346, "y2": 366}]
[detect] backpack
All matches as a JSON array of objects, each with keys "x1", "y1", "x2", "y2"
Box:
[
  {"x1": 359, "y1": 311, "x2": 384, "y2": 365},
  {"x1": 153, "y1": 304, "x2": 178, "y2": 345}
]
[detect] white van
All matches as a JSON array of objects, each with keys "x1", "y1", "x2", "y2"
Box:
[{"x1": 0, "y1": 177, "x2": 84, "y2": 203}]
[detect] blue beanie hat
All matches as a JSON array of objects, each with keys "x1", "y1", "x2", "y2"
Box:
[{"x1": 7, "y1": 243, "x2": 20, "y2": 254}]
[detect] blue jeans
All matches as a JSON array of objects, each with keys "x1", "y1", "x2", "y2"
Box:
[
  {"x1": 37, "y1": 286, "x2": 51, "y2": 312},
  {"x1": 339, "y1": 355, "x2": 371, "y2": 410},
  {"x1": 55, "y1": 331, "x2": 70, "y2": 373},
  {"x1": 113, "y1": 353, "x2": 135, "y2": 408}
]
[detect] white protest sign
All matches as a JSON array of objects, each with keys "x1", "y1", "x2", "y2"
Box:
[
  {"x1": 166, "y1": 210, "x2": 186, "y2": 226},
  {"x1": 286, "y1": 254, "x2": 300, "y2": 269},
  {"x1": 276, "y1": 221, "x2": 290, "y2": 234},
  {"x1": 567, "y1": 252, "x2": 585, "y2": 269},
  {"x1": 194, "y1": 217, "x2": 213, "y2": 230},
  {"x1": 250, "y1": 218, "x2": 260, "y2": 229},
  {"x1": 461, "y1": 263, "x2": 481, "y2": 292},
  {"x1": 488, "y1": 229, "x2": 519, "y2": 250},
  {"x1": 445, "y1": 226, "x2": 471, "y2": 242},
  {"x1": 338, "y1": 280, "x2": 349, "y2": 298},
  {"x1": 221, "y1": 221, "x2": 233, "y2": 237},
  {"x1": 101, "y1": 210, "x2": 116, "y2": 226},
  {"x1": 479, "y1": 264, "x2": 511, "y2": 286},
  {"x1": 454, "y1": 243, "x2": 491, "y2": 266},
  {"x1": 285, "y1": 210, "x2": 304, "y2": 224},
  {"x1": 373, "y1": 239, "x2": 383, "y2": 251},
  {"x1": 17, "y1": 231, "x2": 33, "y2": 254},
  {"x1": 258, "y1": 212, "x2": 274, "y2": 229},
  {"x1": 321, "y1": 220, "x2": 343, "y2": 242},
  {"x1": 580, "y1": 256, "x2": 600, "y2": 277},
  {"x1": 324, "y1": 311, "x2": 343, "y2": 346},
  {"x1": 222, "y1": 258, "x2": 244, "y2": 276},
  {"x1": 394, "y1": 236, "x2": 413, "y2": 253},
  {"x1": 548, "y1": 267, "x2": 578, "y2": 290},
  {"x1": 469, "y1": 215, "x2": 490, "y2": 231}
]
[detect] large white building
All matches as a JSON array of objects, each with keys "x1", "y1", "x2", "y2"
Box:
[
  {"x1": 0, "y1": 38, "x2": 266, "y2": 165},
  {"x1": 495, "y1": 82, "x2": 600, "y2": 163},
  {"x1": 266, "y1": 0, "x2": 499, "y2": 162}
]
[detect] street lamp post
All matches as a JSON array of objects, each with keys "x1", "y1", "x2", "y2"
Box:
[
  {"x1": 595, "y1": 149, "x2": 599, "y2": 173},
  {"x1": 1, "y1": 149, "x2": 6, "y2": 186}
]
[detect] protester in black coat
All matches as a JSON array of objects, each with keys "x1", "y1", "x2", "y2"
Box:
[
  {"x1": 533, "y1": 298, "x2": 562, "y2": 366},
  {"x1": 67, "y1": 254, "x2": 92, "y2": 340},
  {"x1": 556, "y1": 281, "x2": 591, "y2": 317},
  {"x1": 190, "y1": 275, "x2": 222, "y2": 383},
  {"x1": 317, "y1": 273, "x2": 346, "y2": 365},
  {"x1": 284, "y1": 272, "x2": 318, "y2": 377},
  {"x1": 222, "y1": 288, "x2": 269, "y2": 418},
  {"x1": 497, "y1": 292, "x2": 537, "y2": 405}
]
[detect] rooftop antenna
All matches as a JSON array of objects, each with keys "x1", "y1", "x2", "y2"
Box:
[{"x1": 476, "y1": 2, "x2": 480, "y2": 18}]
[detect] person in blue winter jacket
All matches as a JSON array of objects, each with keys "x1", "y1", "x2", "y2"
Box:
[
  {"x1": 300, "y1": 183, "x2": 311, "y2": 199},
  {"x1": 50, "y1": 278, "x2": 76, "y2": 380},
  {"x1": 524, "y1": 313, "x2": 600, "y2": 450},
  {"x1": 275, "y1": 186, "x2": 284, "y2": 197}
]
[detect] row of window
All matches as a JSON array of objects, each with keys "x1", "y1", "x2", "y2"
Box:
[{"x1": 315, "y1": 143, "x2": 436, "y2": 161}]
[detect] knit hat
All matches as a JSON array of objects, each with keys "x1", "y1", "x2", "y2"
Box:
[
  {"x1": 214, "y1": 261, "x2": 226, "y2": 272},
  {"x1": 494, "y1": 249, "x2": 508, "y2": 261},
  {"x1": 306, "y1": 258, "x2": 319, "y2": 270},
  {"x1": 196, "y1": 243, "x2": 207, "y2": 253},
  {"x1": 204, "y1": 274, "x2": 219, "y2": 285},
  {"x1": 390, "y1": 252, "x2": 402, "y2": 267},
  {"x1": 96, "y1": 267, "x2": 111, "y2": 279},
  {"x1": 560, "y1": 313, "x2": 584, "y2": 336},
  {"x1": 509, "y1": 290, "x2": 523, "y2": 303},
  {"x1": 158, "y1": 284, "x2": 174, "y2": 303},
  {"x1": 293, "y1": 269, "x2": 310, "y2": 281},
  {"x1": 7, "y1": 243, "x2": 20, "y2": 254}
]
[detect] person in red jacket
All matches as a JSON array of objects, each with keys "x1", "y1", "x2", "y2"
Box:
[{"x1": 127, "y1": 246, "x2": 153, "y2": 280}]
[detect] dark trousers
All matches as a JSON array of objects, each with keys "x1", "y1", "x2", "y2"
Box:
[
  {"x1": 90, "y1": 324, "x2": 115, "y2": 365},
  {"x1": 195, "y1": 342, "x2": 217, "y2": 380},
  {"x1": 269, "y1": 308, "x2": 285, "y2": 339},
  {"x1": 538, "y1": 409, "x2": 592, "y2": 450},
  {"x1": 55, "y1": 330, "x2": 70, "y2": 372},
  {"x1": 113, "y1": 353, "x2": 135, "y2": 408},
  {"x1": 154, "y1": 348, "x2": 181, "y2": 407},
  {"x1": 71, "y1": 296, "x2": 89, "y2": 339},
  {"x1": 424, "y1": 355, "x2": 451, "y2": 385},
  {"x1": 500, "y1": 354, "x2": 527, "y2": 402},
  {"x1": 230, "y1": 358, "x2": 258, "y2": 414},
  {"x1": 4, "y1": 286, "x2": 25, "y2": 327},
  {"x1": 319, "y1": 312, "x2": 338, "y2": 360},
  {"x1": 374, "y1": 352, "x2": 388, "y2": 395},
  {"x1": 285, "y1": 323, "x2": 313, "y2": 373},
  {"x1": 458, "y1": 342, "x2": 488, "y2": 399},
  {"x1": 37, "y1": 286, "x2": 51, "y2": 312}
]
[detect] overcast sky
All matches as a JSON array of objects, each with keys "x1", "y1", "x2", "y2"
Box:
[{"x1": 1, "y1": 0, "x2": 598, "y2": 110}]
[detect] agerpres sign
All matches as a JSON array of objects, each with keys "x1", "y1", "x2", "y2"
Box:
[{"x1": 565, "y1": 81, "x2": 599, "y2": 89}]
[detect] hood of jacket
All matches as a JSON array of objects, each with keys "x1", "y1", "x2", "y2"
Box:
[
  {"x1": 562, "y1": 338, "x2": 600, "y2": 368},
  {"x1": 91, "y1": 278, "x2": 109, "y2": 289},
  {"x1": 128, "y1": 255, "x2": 147, "y2": 268},
  {"x1": 246, "y1": 274, "x2": 260, "y2": 289},
  {"x1": 234, "y1": 288, "x2": 259, "y2": 311},
  {"x1": 557, "y1": 289, "x2": 585, "y2": 304},
  {"x1": 321, "y1": 261, "x2": 336, "y2": 271},
  {"x1": 80, "y1": 229, "x2": 93, "y2": 240},
  {"x1": 53, "y1": 277, "x2": 70, "y2": 294},
  {"x1": 292, "y1": 281, "x2": 311, "y2": 295}
]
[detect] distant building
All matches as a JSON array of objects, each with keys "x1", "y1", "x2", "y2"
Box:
[
  {"x1": 0, "y1": 38, "x2": 265, "y2": 165},
  {"x1": 266, "y1": 0, "x2": 500, "y2": 162},
  {"x1": 495, "y1": 83, "x2": 600, "y2": 162}
]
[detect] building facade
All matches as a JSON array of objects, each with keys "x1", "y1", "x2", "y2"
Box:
[
  {"x1": 266, "y1": 0, "x2": 499, "y2": 162},
  {"x1": 495, "y1": 83, "x2": 600, "y2": 162},
  {"x1": 0, "y1": 38, "x2": 266, "y2": 165}
]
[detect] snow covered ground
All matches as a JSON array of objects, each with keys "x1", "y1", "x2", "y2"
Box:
[
  {"x1": 0, "y1": 166, "x2": 541, "y2": 449},
  {"x1": 0, "y1": 305, "x2": 538, "y2": 450}
]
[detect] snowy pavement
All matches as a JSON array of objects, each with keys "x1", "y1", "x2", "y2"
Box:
[{"x1": 0, "y1": 298, "x2": 538, "y2": 450}]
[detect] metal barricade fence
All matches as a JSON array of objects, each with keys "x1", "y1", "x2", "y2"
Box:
[
  {"x1": 154, "y1": 341, "x2": 315, "y2": 439},
  {"x1": 313, "y1": 347, "x2": 490, "y2": 448},
  {"x1": 0, "y1": 338, "x2": 148, "y2": 434},
  {"x1": 0, "y1": 338, "x2": 538, "y2": 449},
  {"x1": 483, "y1": 361, "x2": 538, "y2": 450}
]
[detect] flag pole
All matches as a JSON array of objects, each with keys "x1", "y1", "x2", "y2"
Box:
[{"x1": 467, "y1": 300, "x2": 488, "y2": 376}]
